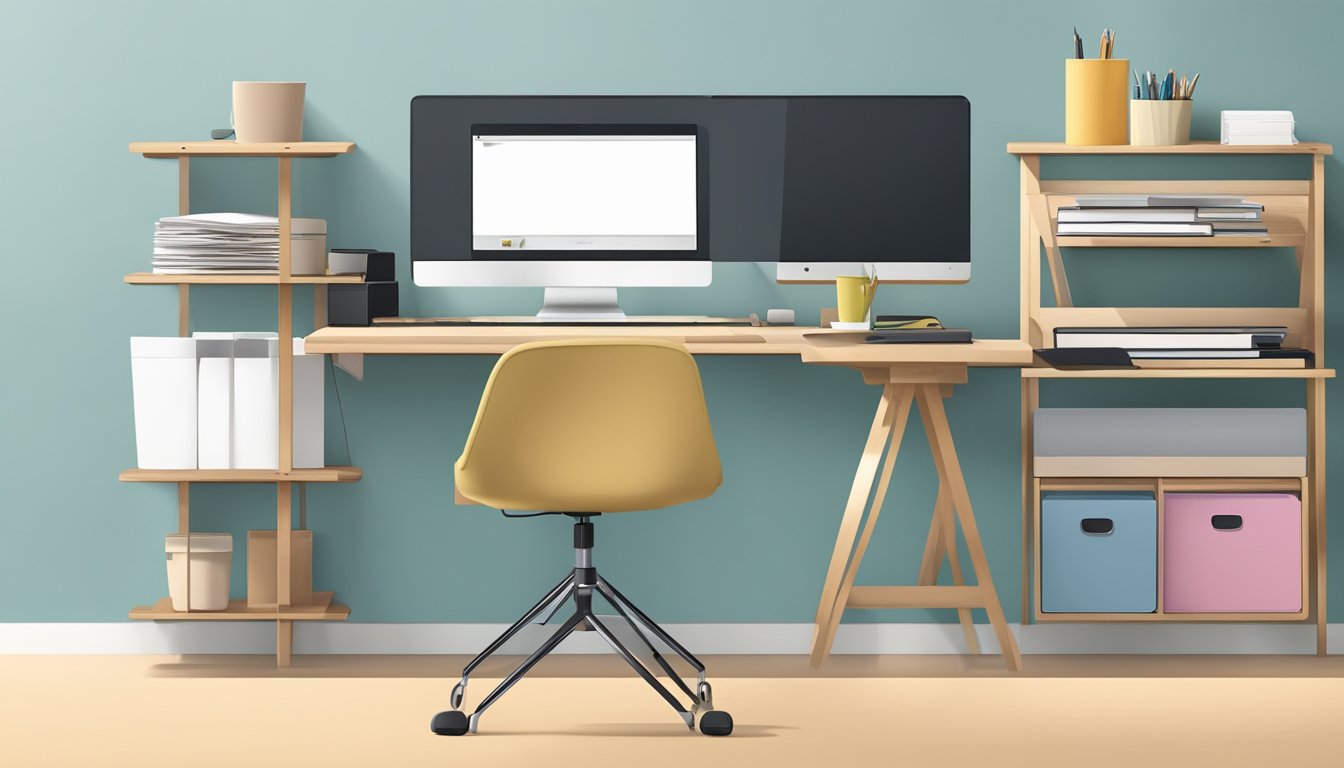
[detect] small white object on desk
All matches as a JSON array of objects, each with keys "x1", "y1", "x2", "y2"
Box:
[
  {"x1": 765, "y1": 308, "x2": 795, "y2": 326},
  {"x1": 830, "y1": 321, "x2": 871, "y2": 331},
  {"x1": 1221, "y1": 110, "x2": 1297, "y2": 145}
]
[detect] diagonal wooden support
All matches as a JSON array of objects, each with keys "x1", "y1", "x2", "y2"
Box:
[
  {"x1": 917, "y1": 384, "x2": 1022, "y2": 671},
  {"x1": 810, "y1": 371, "x2": 1016, "y2": 669},
  {"x1": 811, "y1": 386, "x2": 915, "y2": 666},
  {"x1": 810, "y1": 384, "x2": 899, "y2": 663}
]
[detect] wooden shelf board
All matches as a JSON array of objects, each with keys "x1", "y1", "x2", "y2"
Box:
[
  {"x1": 1055, "y1": 234, "x2": 1303, "y2": 248},
  {"x1": 1008, "y1": 140, "x2": 1332, "y2": 156},
  {"x1": 1035, "y1": 456, "x2": 1305, "y2": 478},
  {"x1": 1039, "y1": 478, "x2": 1304, "y2": 493},
  {"x1": 1024, "y1": 367, "x2": 1335, "y2": 379},
  {"x1": 120, "y1": 466, "x2": 362, "y2": 483},
  {"x1": 1034, "y1": 611, "x2": 1308, "y2": 623},
  {"x1": 129, "y1": 592, "x2": 349, "y2": 621},
  {"x1": 130, "y1": 141, "x2": 355, "y2": 158},
  {"x1": 125, "y1": 272, "x2": 364, "y2": 285}
]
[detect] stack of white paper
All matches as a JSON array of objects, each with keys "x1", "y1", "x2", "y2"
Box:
[
  {"x1": 1221, "y1": 111, "x2": 1297, "y2": 146},
  {"x1": 151, "y1": 213, "x2": 325, "y2": 274},
  {"x1": 153, "y1": 213, "x2": 280, "y2": 274}
]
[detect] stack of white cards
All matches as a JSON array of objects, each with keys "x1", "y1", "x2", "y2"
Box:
[{"x1": 1221, "y1": 111, "x2": 1297, "y2": 146}]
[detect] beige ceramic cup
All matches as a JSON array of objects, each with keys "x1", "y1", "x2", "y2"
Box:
[{"x1": 231, "y1": 81, "x2": 305, "y2": 143}]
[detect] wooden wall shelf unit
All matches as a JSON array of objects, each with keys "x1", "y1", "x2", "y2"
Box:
[
  {"x1": 122, "y1": 140, "x2": 360, "y2": 666},
  {"x1": 1011, "y1": 141, "x2": 1332, "y2": 653}
]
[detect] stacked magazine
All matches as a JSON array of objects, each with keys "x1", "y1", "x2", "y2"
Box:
[{"x1": 1055, "y1": 194, "x2": 1267, "y2": 238}]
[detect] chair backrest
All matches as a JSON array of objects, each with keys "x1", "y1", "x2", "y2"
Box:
[{"x1": 455, "y1": 338, "x2": 723, "y2": 513}]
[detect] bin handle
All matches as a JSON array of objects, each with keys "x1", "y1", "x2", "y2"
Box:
[
  {"x1": 1080, "y1": 518, "x2": 1113, "y2": 535},
  {"x1": 1212, "y1": 514, "x2": 1243, "y2": 531}
]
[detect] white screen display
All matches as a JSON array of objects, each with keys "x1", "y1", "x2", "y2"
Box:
[{"x1": 472, "y1": 134, "x2": 697, "y2": 251}]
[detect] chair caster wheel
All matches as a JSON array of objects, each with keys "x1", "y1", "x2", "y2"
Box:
[
  {"x1": 431, "y1": 710, "x2": 470, "y2": 736},
  {"x1": 698, "y1": 709, "x2": 733, "y2": 736}
]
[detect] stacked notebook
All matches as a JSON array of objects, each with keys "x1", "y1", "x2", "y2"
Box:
[
  {"x1": 1047, "y1": 325, "x2": 1311, "y2": 369},
  {"x1": 1056, "y1": 194, "x2": 1267, "y2": 238},
  {"x1": 152, "y1": 213, "x2": 322, "y2": 274}
]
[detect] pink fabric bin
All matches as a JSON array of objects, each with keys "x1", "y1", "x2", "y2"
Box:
[{"x1": 1163, "y1": 493, "x2": 1302, "y2": 612}]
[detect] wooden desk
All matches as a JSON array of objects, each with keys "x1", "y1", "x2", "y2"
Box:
[
  {"x1": 305, "y1": 324, "x2": 819, "y2": 356},
  {"x1": 304, "y1": 326, "x2": 1031, "y2": 668}
]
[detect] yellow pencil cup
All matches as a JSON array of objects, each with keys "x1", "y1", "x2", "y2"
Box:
[
  {"x1": 836, "y1": 275, "x2": 875, "y2": 324},
  {"x1": 1129, "y1": 99, "x2": 1192, "y2": 146},
  {"x1": 1064, "y1": 58, "x2": 1130, "y2": 145}
]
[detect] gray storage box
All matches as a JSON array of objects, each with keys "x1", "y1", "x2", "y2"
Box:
[
  {"x1": 1033, "y1": 408, "x2": 1306, "y2": 477},
  {"x1": 1041, "y1": 492, "x2": 1157, "y2": 613}
]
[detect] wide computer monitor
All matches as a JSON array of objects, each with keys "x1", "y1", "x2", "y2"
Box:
[{"x1": 411, "y1": 96, "x2": 970, "y2": 318}]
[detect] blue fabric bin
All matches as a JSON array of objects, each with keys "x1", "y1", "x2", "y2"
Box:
[{"x1": 1041, "y1": 492, "x2": 1157, "y2": 613}]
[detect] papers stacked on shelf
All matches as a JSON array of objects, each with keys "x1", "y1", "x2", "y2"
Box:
[
  {"x1": 151, "y1": 213, "x2": 324, "y2": 274},
  {"x1": 1055, "y1": 194, "x2": 1267, "y2": 237},
  {"x1": 1221, "y1": 110, "x2": 1297, "y2": 146}
]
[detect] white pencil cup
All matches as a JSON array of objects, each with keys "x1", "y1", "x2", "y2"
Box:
[{"x1": 1130, "y1": 100, "x2": 1192, "y2": 146}]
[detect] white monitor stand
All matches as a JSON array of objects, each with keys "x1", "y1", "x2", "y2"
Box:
[{"x1": 536, "y1": 287, "x2": 627, "y2": 320}]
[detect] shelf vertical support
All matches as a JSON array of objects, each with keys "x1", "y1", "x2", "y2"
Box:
[
  {"x1": 1020, "y1": 155, "x2": 1041, "y2": 343},
  {"x1": 277, "y1": 620, "x2": 293, "y2": 668},
  {"x1": 1308, "y1": 153, "x2": 1327, "y2": 655},
  {"x1": 1019, "y1": 154, "x2": 1043, "y2": 627},
  {"x1": 177, "y1": 157, "x2": 190, "y2": 336},
  {"x1": 176, "y1": 155, "x2": 191, "y2": 611},
  {"x1": 277, "y1": 156, "x2": 295, "y2": 667},
  {"x1": 278, "y1": 157, "x2": 294, "y2": 475},
  {"x1": 277, "y1": 480, "x2": 293, "y2": 667}
]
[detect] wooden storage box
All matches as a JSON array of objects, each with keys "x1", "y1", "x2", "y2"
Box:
[{"x1": 247, "y1": 530, "x2": 313, "y2": 607}]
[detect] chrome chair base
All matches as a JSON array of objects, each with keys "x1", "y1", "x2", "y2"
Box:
[{"x1": 431, "y1": 517, "x2": 732, "y2": 736}]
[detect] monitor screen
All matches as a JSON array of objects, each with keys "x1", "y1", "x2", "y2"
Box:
[
  {"x1": 471, "y1": 125, "x2": 697, "y2": 254},
  {"x1": 412, "y1": 96, "x2": 969, "y2": 282}
]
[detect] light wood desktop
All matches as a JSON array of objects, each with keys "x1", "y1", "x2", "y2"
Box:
[{"x1": 305, "y1": 325, "x2": 1032, "y2": 669}]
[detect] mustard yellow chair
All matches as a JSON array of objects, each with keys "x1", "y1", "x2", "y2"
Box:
[{"x1": 431, "y1": 338, "x2": 734, "y2": 737}]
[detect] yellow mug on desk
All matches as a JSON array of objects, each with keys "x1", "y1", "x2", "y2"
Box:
[{"x1": 836, "y1": 274, "x2": 876, "y2": 325}]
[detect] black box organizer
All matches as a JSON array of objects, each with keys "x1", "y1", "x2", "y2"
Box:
[{"x1": 328, "y1": 282, "x2": 399, "y2": 326}]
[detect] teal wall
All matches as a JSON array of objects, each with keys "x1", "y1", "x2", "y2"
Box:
[{"x1": 1, "y1": 0, "x2": 1339, "y2": 625}]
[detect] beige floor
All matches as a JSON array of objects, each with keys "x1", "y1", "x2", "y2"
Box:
[{"x1": 3, "y1": 654, "x2": 1344, "y2": 767}]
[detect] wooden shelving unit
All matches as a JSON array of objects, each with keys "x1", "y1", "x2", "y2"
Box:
[
  {"x1": 1010, "y1": 141, "x2": 1333, "y2": 652},
  {"x1": 123, "y1": 140, "x2": 359, "y2": 665}
]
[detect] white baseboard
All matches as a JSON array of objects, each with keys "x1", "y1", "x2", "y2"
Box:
[{"x1": 0, "y1": 621, "x2": 1338, "y2": 655}]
